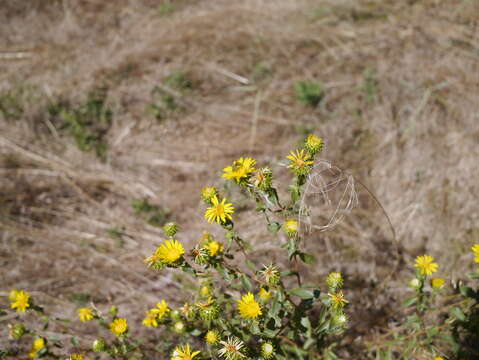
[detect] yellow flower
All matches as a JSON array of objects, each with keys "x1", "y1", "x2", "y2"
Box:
[
  {"x1": 70, "y1": 354, "x2": 84, "y2": 360},
  {"x1": 29, "y1": 338, "x2": 46, "y2": 358},
  {"x1": 431, "y1": 277, "x2": 445, "y2": 290},
  {"x1": 205, "y1": 196, "x2": 234, "y2": 224},
  {"x1": 10, "y1": 290, "x2": 30, "y2": 313},
  {"x1": 171, "y1": 344, "x2": 201, "y2": 360},
  {"x1": 328, "y1": 291, "x2": 348, "y2": 310},
  {"x1": 237, "y1": 292, "x2": 262, "y2": 319},
  {"x1": 156, "y1": 239, "x2": 185, "y2": 264},
  {"x1": 205, "y1": 329, "x2": 220, "y2": 344},
  {"x1": 110, "y1": 318, "x2": 128, "y2": 336},
  {"x1": 286, "y1": 149, "x2": 314, "y2": 176},
  {"x1": 284, "y1": 219, "x2": 298, "y2": 236},
  {"x1": 77, "y1": 307, "x2": 94, "y2": 322},
  {"x1": 433, "y1": 357, "x2": 444, "y2": 360},
  {"x1": 414, "y1": 255, "x2": 438, "y2": 276},
  {"x1": 204, "y1": 241, "x2": 223, "y2": 257},
  {"x1": 472, "y1": 244, "x2": 479, "y2": 263},
  {"x1": 142, "y1": 309, "x2": 159, "y2": 327},
  {"x1": 222, "y1": 157, "x2": 256, "y2": 184},
  {"x1": 258, "y1": 288, "x2": 271, "y2": 301},
  {"x1": 156, "y1": 299, "x2": 170, "y2": 319},
  {"x1": 305, "y1": 134, "x2": 324, "y2": 155}
]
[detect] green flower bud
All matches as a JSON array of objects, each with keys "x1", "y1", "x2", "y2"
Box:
[
  {"x1": 10, "y1": 323, "x2": 26, "y2": 339},
  {"x1": 109, "y1": 305, "x2": 118, "y2": 317},
  {"x1": 173, "y1": 321, "x2": 186, "y2": 334},
  {"x1": 92, "y1": 338, "x2": 107, "y2": 352},
  {"x1": 199, "y1": 304, "x2": 220, "y2": 320},
  {"x1": 261, "y1": 342, "x2": 275, "y2": 359},
  {"x1": 326, "y1": 272, "x2": 343, "y2": 290},
  {"x1": 170, "y1": 309, "x2": 181, "y2": 321},
  {"x1": 201, "y1": 186, "x2": 218, "y2": 204},
  {"x1": 162, "y1": 222, "x2": 178, "y2": 237}
]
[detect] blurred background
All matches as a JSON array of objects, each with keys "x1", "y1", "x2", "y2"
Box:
[{"x1": 1, "y1": 0, "x2": 478, "y2": 355}]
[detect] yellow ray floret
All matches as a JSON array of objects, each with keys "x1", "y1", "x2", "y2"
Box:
[
  {"x1": 29, "y1": 337, "x2": 46, "y2": 358},
  {"x1": 10, "y1": 290, "x2": 30, "y2": 313},
  {"x1": 110, "y1": 318, "x2": 128, "y2": 335},
  {"x1": 205, "y1": 196, "x2": 234, "y2": 224},
  {"x1": 171, "y1": 344, "x2": 201, "y2": 360},
  {"x1": 472, "y1": 244, "x2": 479, "y2": 263},
  {"x1": 77, "y1": 307, "x2": 94, "y2": 322},
  {"x1": 286, "y1": 149, "x2": 314, "y2": 175},
  {"x1": 222, "y1": 157, "x2": 256, "y2": 184},
  {"x1": 237, "y1": 292, "x2": 262, "y2": 319},
  {"x1": 414, "y1": 254, "x2": 438, "y2": 276},
  {"x1": 204, "y1": 241, "x2": 223, "y2": 256},
  {"x1": 157, "y1": 239, "x2": 185, "y2": 264}
]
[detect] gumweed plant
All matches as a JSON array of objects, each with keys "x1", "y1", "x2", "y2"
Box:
[{"x1": 1, "y1": 134, "x2": 478, "y2": 359}]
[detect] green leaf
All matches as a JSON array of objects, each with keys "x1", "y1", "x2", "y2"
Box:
[
  {"x1": 190, "y1": 329, "x2": 202, "y2": 336},
  {"x1": 450, "y1": 307, "x2": 466, "y2": 322},
  {"x1": 267, "y1": 222, "x2": 281, "y2": 234},
  {"x1": 288, "y1": 288, "x2": 315, "y2": 299},
  {"x1": 71, "y1": 337, "x2": 79, "y2": 346},
  {"x1": 459, "y1": 285, "x2": 477, "y2": 299},
  {"x1": 241, "y1": 275, "x2": 253, "y2": 292},
  {"x1": 299, "y1": 252, "x2": 316, "y2": 265},
  {"x1": 402, "y1": 296, "x2": 418, "y2": 307}
]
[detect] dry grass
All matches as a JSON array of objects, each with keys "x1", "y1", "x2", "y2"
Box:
[{"x1": 1, "y1": 0, "x2": 479, "y2": 356}]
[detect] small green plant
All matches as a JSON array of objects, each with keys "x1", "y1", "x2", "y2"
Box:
[
  {"x1": 131, "y1": 198, "x2": 170, "y2": 227},
  {"x1": 158, "y1": 2, "x2": 175, "y2": 16},
  {"x1": 49, "y1": 87, "x2": 112, "y2": 161},
  {"x1": 361, "y1": 67, "x2": 378, "y2": 104},
  {"x1": 294, "y1": 80, "x2": 323, "y2": 107},
  {"x1": 148, "y1": 71, "x2": 192, "y2": 121}
]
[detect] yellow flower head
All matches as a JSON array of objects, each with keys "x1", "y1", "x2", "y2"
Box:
[
  {"x1": 286, "y1": 149, "x2": 314, "y2": 176},
  {"x1": 222, "y1": 157, "x2": 256, "y2": 184},
  {"x1": 328, "y1": 291, "x2": 349, "y2": 310},
  {"x1": 110, "y1": 318, "x2": 128, "y2": 336},
  {"x1": 200, "y1": 285, "x2": 211, "y2": 297},
  {"x1": 77, "y1": 307, "x2": 94, "y2": 322},
  {"x1": 202, "y1": 186, "x2": 218, "y2": 204},
  {"x1": 70, "y1": 354, "x2": 84, "y2": 360},
  {"x1": 10, "y1": 290, "x2": 30, "y2": 313},
  {"x1": 237, "y1": 292, "x2": 262, "y2": 319},
  {"x1": 171, "y1": 344, "x2": 201, "y2": 360},
  {"x1": 205, "y1": 329, "x2": 220, "y2": 345},
  {"x1": 258, "y1": 288, "x2": 271, "y2": 301},
  {"x1": 284, "y1": 219, "x2": 298, "y2": 236},
  {"x1": 433, "y1": 357, "x2": 444, "y2": 360},
  {"x1": 29, "y1": 338, "x2": 46, "y2": 358},
  {"x1": 305, "y1": 134, "x2": 324, "y2": 155},
  {"x1": 156, "y1": 299, "x2": 170, "y2": 319},
  {"x1": 142, "y1": 311, "x2": 159, "y2": 328},
  {"x1": 205, "y1": 196, "x2": 234, "y2": 224},
  {"x1": 472, "y1": 244, "x2": 479, "y2": 263},
  {"x1": 156, "y1": 239, "x2": 185, "y2": 264},
  {"x1": 431, "y1": 277, "x2": 445, "y2": 290},
  {"x1": 414, "y1": 255, "x2": 438, "y2": 276},
  {"x1": 204, "y1": 241, "x2": 223, "y2": 257}
]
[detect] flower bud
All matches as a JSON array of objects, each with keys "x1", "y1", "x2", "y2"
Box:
[
  {"x1": 261, "y1": 342, "x2": 275, "y2": 359},
  {"x1": 304, "y1": 134, "x2": 324, "y2": 156},
  {"x1": 92, "y1": 338, "x2": 107, "y2": 352},
  {"x1": 109, "y1": 305, "x2": 118, "y2": 317},
  {"x1": 201, "y1": 186, "x2": 218, "y2": 204},
  {"x1": 10, "y1": 323, "x2": 26, "y2": 339},
  {"x1": 173, "y1": 320, "x2": 186, "y2": 334},
  {"x1": 162, "y1": 222, "x2": 178, "y2": 237},
  {"x1": 326, "y1": 272, "x2": 344, "y2": 290}
]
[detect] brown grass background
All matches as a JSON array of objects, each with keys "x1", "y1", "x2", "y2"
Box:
[{"x1": 1, "y1": 0, "x2": 479, "y2": 357}]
